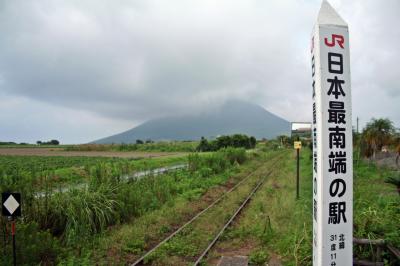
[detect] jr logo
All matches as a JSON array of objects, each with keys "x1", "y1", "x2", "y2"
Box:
[{"x1": 324, "y1": 34, "x2": 344, "y2": 49}]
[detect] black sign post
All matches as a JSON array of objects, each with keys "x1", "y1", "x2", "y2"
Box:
[
  {"x1": 296, "y1": 147, "x2": 300, "y2": 199},
  {"x1": 2, "y1": 192, "x2": 21, "y2": 266},
  {"x1": 293, "y1": 140, "x2": 302, "y2": 200}
]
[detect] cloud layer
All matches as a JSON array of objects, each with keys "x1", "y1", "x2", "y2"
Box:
[{"x1": 0, "y1": 0, "x2": 399, "y2": 143}]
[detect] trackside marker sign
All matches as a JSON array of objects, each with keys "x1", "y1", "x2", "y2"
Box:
[
  {"x1": 2, "y1": 192, "x2": 21, "y2": 217},
  {"x1": 311, "y1": 1, "x2": 353, "y2": 265}
]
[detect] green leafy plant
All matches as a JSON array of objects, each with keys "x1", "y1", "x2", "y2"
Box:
[
  {"x1": 249, "y1": 249, "x2": 269, "y2": 265},
  {"x1": 385, "y1": 172, "x2": 400, "y2": 195}
]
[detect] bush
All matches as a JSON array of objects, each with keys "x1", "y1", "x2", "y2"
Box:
[
  {"x1": 221, "y1": 147, "x2": 247, "y2": 164},
  {"x1": 196, "y1": 134, "x2": 256, "y2": 151},
  {"x1": 36, "y1": 139, "x2": 60, "y2": 145},
  {"x1": 265, "y1": 140, "x2": 280, "y2": 151},
  {"x1": 385, "y1": 172, "x2": 400, "y2": 195},
  {"x1": 188, "y1": 148, "x2": 246, "y2": 174},
  {"x1": 65, "y1": 142, "x2": 198, "y2": 152},
  {"x1": 0, "y1": 221, "x2": 60, "y2": 265},
  {"x1": 249, "y1": 249, "x2": 269, "y2": 265},
  {"x1": 35, "y1": 184, "x2": 119, "y2": 244}
]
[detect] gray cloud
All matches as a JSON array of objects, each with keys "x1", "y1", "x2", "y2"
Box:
[{"x1": 0, "y1": 0, "x2": 399, "y2": 143}]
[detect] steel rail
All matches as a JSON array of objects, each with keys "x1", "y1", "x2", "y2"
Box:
[
  {"x1": 130, "y1": 164, "x2": 264, "y2": 266},
  {"x1": 130, "y1": 151, "x2": 285, "y2": 266},
  {"x1": 193, "y1": 169, "x2": 274, "y2": 265}
]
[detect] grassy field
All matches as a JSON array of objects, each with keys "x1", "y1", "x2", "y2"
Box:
[
  {"x1": 0, "y1": 147, "x2": 187, "y2": 158},
  {"x1": 206, "y1": 148, "x2": 313, "y2": 265},
  {"x1": 0, "y1": 141, "x2": 199, "y2": 152},
  {"x1": 0, "y1": 145, "x2": 398, "y2": 265},
  {"x1": 64, "y1": 142, "x2": 199, "y2": 152},
  {"x1": 206, "y1": 148, "x2": 399, "y2": 265},
  {"x1": 0, "y1": 147, "x2": 253, "y2": 264},
  {"x1": 80, "y1": 150, "x2": 286, "y2": 265},
  {"x1": 0, "y1": 154, "x2": 187, "y2": 190}
]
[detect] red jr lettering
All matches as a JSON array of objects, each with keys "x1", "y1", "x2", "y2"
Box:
[{"x1": 324, "y1": 34, "x2": 344, "y2": 49}]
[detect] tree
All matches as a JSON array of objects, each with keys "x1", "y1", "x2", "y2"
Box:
[
  {"x1": 277, "y1": 135, "x2": 290, "y2": 147},
  {"x1": 249, "y1": 136, "x2": 257, "y2": 149},
  {"x1": 362, "y1": 118, "x2": 395, "y2": 158},
  {"x1": 197, "y1": 137, "x2": 210, "y2": 152},
  {"x1": 50, "y1": 140, "x2": 60, "y2": 145},
  {"x1": 216, "y1": 135, "x2": 232, "y2": 149},
  {"x1": 197, "y1": 134, "x2": 256, "y2": 152},
  {"x1": 231, "y1": 134, "x2": 246, "y2": 148},
  {"x1": 36, "y1": 141, "x2": 42, "y2": 145},
  {"x1": 136, "y1": 139, "x2": 144, "y2": 144}
]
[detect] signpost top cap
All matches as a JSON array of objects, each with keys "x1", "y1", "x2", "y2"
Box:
[
  {"x1": 294, "y1": 141, "x2": 302, "y2": 150},
  {"x1": 317, "y1": 1, "x2": 347, "y2": 27}
]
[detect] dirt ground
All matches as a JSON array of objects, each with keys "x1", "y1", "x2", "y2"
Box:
[{"x1": 0, "y1": 148, "x2": 187, "y2": 158}]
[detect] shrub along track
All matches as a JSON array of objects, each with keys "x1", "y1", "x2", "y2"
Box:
[{"x1": 130, "y1": 150, "x2": 287, "y2": 266}]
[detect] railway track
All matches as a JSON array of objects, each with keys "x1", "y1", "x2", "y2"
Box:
[{"x1": 130, "y1": 151, "x2": 286, "y2": 266}]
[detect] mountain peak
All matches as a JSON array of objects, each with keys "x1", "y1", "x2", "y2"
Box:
[{"x1": 93, "y1": 101, "x2": 290, "y2": 143}]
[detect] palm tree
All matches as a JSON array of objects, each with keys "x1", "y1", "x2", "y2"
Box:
[{"x1": 361, "y1": 118, "x2": 395, "y2": 159}]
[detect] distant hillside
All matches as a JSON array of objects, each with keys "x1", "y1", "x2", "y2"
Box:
[{"x1": 93, "y1": 101, "x2": 290, "y2": 143}]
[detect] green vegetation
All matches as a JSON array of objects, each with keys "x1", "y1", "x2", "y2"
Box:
[
  {"x1": 385, "y1": 172, "x2": 400, "y2": 195},
  {"x1": 37, "y1": 139, "x2": 60, "y2": 145},
  {"x1": 0, "y1": 148, "x2": 252, "y2": 264},
  {"x1": 207, "y1": 147, "x2": 399, "y2": 265},
  {"x1": 354, "y1": 162, "x2": 400, "y2": 249},
  {"x1": 83, "y1": 150, "x2": 280, "y2": 265},
  {"x1": 1, "y1": 120, "x2": 399, "y2": 265},
  {"x1": 360, "y1": 118, "x2": 396, "y2": 158},
  {"x1": 0, "y1": 155, "x2": 186, "y2": 189},
  {"x1": 0, "y1": 144, "x2": 70, "y2": 149},
  {"x1": 0, "y1": 141, "x2": 27, "y2": 146},
  {"x1": 64, "y1": 141, "x2": 198, "y2": 152},
  {"x1": 206, "y1": 150, "x2": 312, "y2": 265},
  {"x1": 197, "y1": 134, "x2": 257, "y2": 152}
]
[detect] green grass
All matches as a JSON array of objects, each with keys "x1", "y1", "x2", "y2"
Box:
[
  {"x1": 0, "y1": 155, "x2": 187, "y2": 190},
  {"x1": 1, "y1": 146, "x2": 398, "y2": 265},
  {"x1": 64, "y1": 141, "x2": 198, "y2": 152},
  {"x1": 0, "y1": 148, "x2": 254, "y2": 265},
  {"x1": 208, "y1": 148, "x2": 399, "y2": 265},
  {"x1": 0, "y1": 144, "x2": 72, "y2": 148},
  {"x1": 79, "y1": 150, "x2": 279, "y2": 265},
  {"x1": 353, "y1": 162, "x2": 400, "y2": 251}
]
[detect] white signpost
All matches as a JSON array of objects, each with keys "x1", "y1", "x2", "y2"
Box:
[{"x1": 311, "y1": 1, "x2": 353, "y2": 265}]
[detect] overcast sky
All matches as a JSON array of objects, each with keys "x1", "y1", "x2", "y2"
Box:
[{"x1": 0, "y1": 0, "x2": 399, "y2": 144}]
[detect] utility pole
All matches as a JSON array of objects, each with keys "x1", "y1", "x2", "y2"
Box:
[{"x1": 357, "y1": 117, "x2": 359, "y2": 134}]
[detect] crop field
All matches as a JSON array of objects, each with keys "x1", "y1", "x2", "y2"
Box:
[
  {"x1": 64, "y1": 142, "x2": 199, "y2": 153},
  {"x1": 0, "y1": 144, "x2": 399, "y2": 265},
  {"x1": 0, "y1": 154, "x2": 187, "y2": 192},
  {"x1": 0, "y1": 147, "x2": 187, "y2": 158}
]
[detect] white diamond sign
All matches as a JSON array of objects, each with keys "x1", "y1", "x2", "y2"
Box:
[
  {"x1": 4, "y1": 195, "x2": 19, "y2": 214},
  {"x1": 2, "y1": 193, "x2": 21, "y2": 217}
]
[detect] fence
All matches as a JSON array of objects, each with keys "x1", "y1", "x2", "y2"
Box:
[{"x1": 353, "y1": 237, "x2": 400, "y2": 266}]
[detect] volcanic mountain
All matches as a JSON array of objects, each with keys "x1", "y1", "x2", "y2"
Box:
[{"x1": 93, "y1": 101, "x2": 290, "y2": 143}]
